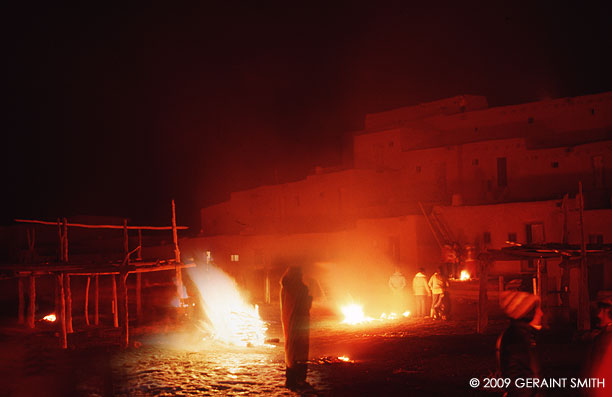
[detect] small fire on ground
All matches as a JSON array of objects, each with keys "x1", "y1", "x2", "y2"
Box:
[
  {"x1": 460, "y1": 270, "x2": 471, "y2": 281},
  {"x1": 43, "y1": 313, "x2": 56, "y2": 322},
  {"x1": 340, "y1": 304, "x2": 410, "y2": 325}
]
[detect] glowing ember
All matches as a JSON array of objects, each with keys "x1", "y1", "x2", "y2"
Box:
[
  {"x1": 43, "y1": 313, "x2": 56, "y2": 322},
  {"x1": 402, "y1": 311, "x2": 410, "y2": 317},
  {"x1": 188, "y1": 264, "x2": 268, "y2": 347},
  {"x1": 460, "y1": 270, "x2": 471, "y2": 281},
  {"x1": 341, "y1": 304, "x2": 374, "y2": 325},
  {"x1": 338, "y1": 355, "x2": 351, "y2": 362}
]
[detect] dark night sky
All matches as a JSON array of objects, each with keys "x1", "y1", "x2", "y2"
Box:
[{"x1": 3, "y1": 2, "x2": 612, "y2": 230}]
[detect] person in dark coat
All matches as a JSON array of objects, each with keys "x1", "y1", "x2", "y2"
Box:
[
  {"x1": 589, "y1": 291, "x2": 612, "y2": 397},
  {"x1": 497, "y1": 291, "x2": 543, "y2": 397},
  {"x1": 280, "y1": 266, "x2": 312, "y2": 389}
]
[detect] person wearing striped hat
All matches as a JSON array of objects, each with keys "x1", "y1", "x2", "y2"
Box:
[
  {"x1": 496, "y1": 291, "x2": 543, "y2": 397},
  {"x1": 590, "y1": 291, "x2": 612, "y2": 397}
]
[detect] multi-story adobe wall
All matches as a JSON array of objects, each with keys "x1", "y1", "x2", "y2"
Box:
[
  {"x1": 353, "y1": 92, "x2": 612, "y2": 169},
  {"x1": 354, "y1": 92, "x2": 612, "y2": 172},
  {"x1": 201, "y1": 169, "x2": 402, "y2": 236},
  {"x1": 364, "y1": 95, "x2": 489, "y2": 131},
  {"x1": 389, "y1": 138, "x2": 612, "y2": 205}
]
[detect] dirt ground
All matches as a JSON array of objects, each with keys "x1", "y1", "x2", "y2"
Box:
[{"x1": 0, "y1": 293, "x2": 592, "y2": 397}]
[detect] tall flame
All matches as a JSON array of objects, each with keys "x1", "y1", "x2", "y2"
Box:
[{"x1": 187, "y1": 264, "x2": 267, "y2": 347}]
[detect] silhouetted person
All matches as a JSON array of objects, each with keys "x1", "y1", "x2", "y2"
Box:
[
  {"x1": 428, "y1": 266, "x2": 448, "y2": 319},
  {"x1": 412, "y1": 268, "x2": 431, "y2": 318},
  {"x1": 280, "y1": 266, "x2": 312, "y2": 389},
  {"x1": 590, "y1": 291, "x2": 612, "y2": 397},
  {"x1": 389, "y1": 267, "x2": 407, "y2": 312},
  {"x1": 497, "y1": 291, "x2": 543, "y2": 397}
]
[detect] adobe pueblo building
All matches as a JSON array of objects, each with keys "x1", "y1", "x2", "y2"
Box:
[{"x1": 183, "y1": 92, "x2": 612, "y2": 323}]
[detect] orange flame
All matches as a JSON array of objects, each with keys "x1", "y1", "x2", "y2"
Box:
[
  {"x1": 460, "y1": 270, "x2": 470, "y2": 281},
  {"x1": 43, "y1": 313, "x2": 56, "y2": 322},
  {"x1": 188, "y1": 264, "x2": 268, "y2": 347}
]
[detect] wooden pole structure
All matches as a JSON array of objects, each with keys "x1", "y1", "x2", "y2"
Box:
[
  {"x1": 120, "y1": 272, "x2": 129, "y2": 348},
  {"x1": 136, "y1": 273, "x2": 142, "y2": 323},
  {"x1": 94, "y1": 274, "x2": 99, "y2": 326},
  {"x1": 477, "y1": 260, "x2": 489, "y2": 334},
  {"x1": 63, "y1": 217, "x2": 69, "y2": 263},
  {"x1": 61, "y1": 218, "x2": 73, "y2": 333},
  {"x1": 137, "y1": 228, "x2": 142, "y2": 261},
  {"x1": 498, "y1": 276, "x2": 504, "y2": 303},
  {"x1": 28, "y1": 274, "x2": 35, "y2": 328},
  {"x1": 578, "y1": 182, "x2": 590, "y2": 331},
  {"x1": 123, "y1": 219, "x2": 129, "y2": 255},
  {"x1": 64, "y1": 274, "x2": 73, "y2": 333},
  {"x1": 112, "y1": 275, "x2": 119, "y2": 328},
  {"x1": 121, "y1": 219, "x2": 130, "y2": 348},
  {"x1": 57, "y1": 219, "x2": 64, "y2": 263},
  {"x1": 18, "y1": 277, "x2": 25, "y2": 324},
  {"x1": 85, "y1": 276, "x2": 91, "y2": 326},
  {"x1": 57, "y1": 274, "x2": 67, "y2": 349},
  {"x1": 136, "y1": 228, "x2": 143, "y2": 322},
  {"x1": 172, "y1": 200, "x2": 183, "y2": 300}
]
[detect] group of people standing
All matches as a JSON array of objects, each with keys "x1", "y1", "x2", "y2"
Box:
[{"x1": 390, "y1": 266, "x2": 450, "y2": 319}]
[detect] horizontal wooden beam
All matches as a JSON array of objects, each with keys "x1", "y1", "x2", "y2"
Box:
[{"x1": 14, "y1": 219, "x2": 188, "y2": 230}]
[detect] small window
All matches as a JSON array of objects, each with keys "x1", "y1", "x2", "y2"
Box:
[
  {"x1": 589, "y1": 234, "x2": 604, "y2": 245},
  {"x1": 483, "y1": 232, "x2": 491, "y2": 244},
  {"x1": 230, "y1": 254, "x2": 239, "y2": 262},
  {"x1": 551, "y1": 161, "x2": 559, "y2": 168},
  {"x1": 528, "y1": 117, "x2": 534, "y2": 124},
  {"x1": 388, "y1": 141, "x2": 394, "y2": 147},
  {"x1": 508, "y1": 233, "x2": 517, "y2": 243},
  {"x1": 416, "y1": 165, "x2": 421, "y2": 173},
  {"x1": 472, "y1": 159, "x2": 479, "y2": 166}
]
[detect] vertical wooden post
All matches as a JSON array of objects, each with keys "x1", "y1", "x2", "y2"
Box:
[
  {"x1": 85, "y1": 276, "x2": 91, "y2": 326},
  {"x1": 121, "y1": 219, "x2": 130, "y2": 348},
  {"x1": 18, "y1": 277, "x2": 25, "y2": 324},
  {"x1": 477, "y1": 260, "x2": 489, "y2": 334},
  {"x1": 28, "y1": 274, "x2": 35, "y2": 329},
  {"x1": 64, "y1": 274, "x2": 73, "y2": 333},
  {"x1": 112, "y1": 275, "x2": 119, "y2": 328},
  {"x1": 120, "y1": 272, "x2": 129, "y2": 348},
  {"x1": 172, "y1": 200, "x2": 183, "y2": 300},
  {"x1": 137, "y1": 229, "x2": 142, "y2": 261},
  {"x1": 57, "y1": 274, "x2": 67, "y2": 349},
  {"x1": 123, "y1": 219, "x2": 129, "y2": 255},
  {"x1": 94, "y1": 274, "x2": 99, "y2": 326},
  {"x1": 498, "y1": 275, "x2": 504, "y2": 303},
  {"x1": 63, "y1": 218, "x2": 69, "y2": 263},
  {"x1": 578, "y1": 182, "x2": 590, "y2": 331},
  {"x1": 136, "y1": 273, "x2": 142, "y2": 323},
  {"x1": 57, "y1": 219, "x2": 64, "y2": 263}
]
